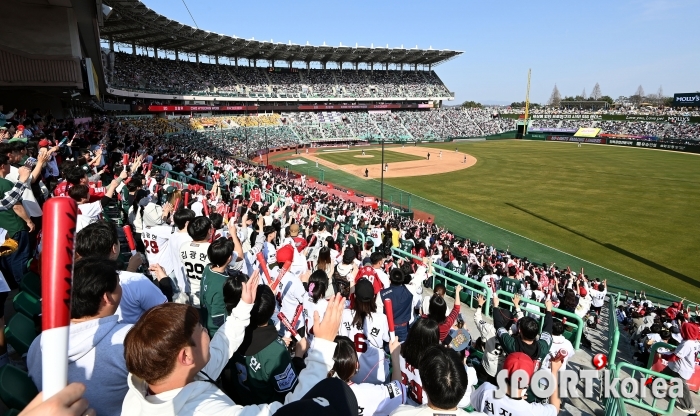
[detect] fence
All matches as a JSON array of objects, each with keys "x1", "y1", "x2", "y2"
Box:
[
  {"x1": 389, "y1": 247, "x2": 493, "y2": 316},
  {"x1": 604, "y1": 293, "x2": 678, "y2": 416},
  {"x1": 493, "y1": 290, "x2": 584, "y2": 350},
  {"x1": 317, "y1": 213, "x2": 367, "y2": 247}
]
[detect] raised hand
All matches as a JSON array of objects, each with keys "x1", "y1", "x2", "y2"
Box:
[
  {"x1": 313, "y1": 293, "x2": 345, "y2": 342},
  {"x1": 240, "y1": 270, "x2": 260, "y2": 304}
]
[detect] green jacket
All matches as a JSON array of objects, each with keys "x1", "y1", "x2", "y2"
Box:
[
  {"x1": 200, "y1": 265, "x2": 228, "y2": 337},
  {"x1": 0, "y1": 178, "x2": 26, "y2": 237},
  {"x1": 231, "y1": 324, "x2": 299, "y2": 405}
]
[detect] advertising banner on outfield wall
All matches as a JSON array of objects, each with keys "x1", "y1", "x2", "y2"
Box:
[
  {"x1": 606, "y1": 138, "x2": 700, "y2": 153},
  {"x1": 502, "y1": 113, "x2": 700, "y2": 123},
  {"x1": 673, "y1": 93, "x2": 700, "y2": 107},
  {"x1": 547, "y1": 136, "x2": 606, "y2": 144}
]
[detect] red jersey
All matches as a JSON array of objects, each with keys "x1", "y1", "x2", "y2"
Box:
[
  {"x1": 292, "y1": 236, "x2": 307, "y2": 252},
  {"x1": 54, "y1": 182, "x2": 105, "y2": 202}
]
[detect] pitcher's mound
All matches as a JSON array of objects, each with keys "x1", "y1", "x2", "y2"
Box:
[{"x1": 354, "y1": 155, "x2": 375, "y2": 158}]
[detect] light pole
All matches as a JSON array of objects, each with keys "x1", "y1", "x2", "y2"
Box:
[{"x1": 380, "y1": 135, "x2": 384, "y2": 213}]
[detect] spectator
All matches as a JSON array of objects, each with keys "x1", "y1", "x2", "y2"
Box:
[
  {"x1": 200, "y1": 236, "x2": 239, "y2": 337},
  {"x1": 471, "y1": 352, "x2": 562, "y2": 416},
  {"x1": 0, "y1": 154, "x2": 33, "y2": 284},
  {"x1": 329, "y1": 335, "x2": 405, "y2": 416},
  {"x1": 122, "y1": 274, "x2": 346, "y2": 415},
  {"x1": 428, "y1": 285, "x2": 463, "y2": 342},
  {"x1": 339, "y1": 278, "x2": 390, "y2": 384},
  {"x1": 168, "y1": 208, "x2": 195, "y2": 303},
  {"x1": 27, "y1": 258, "x2": 131, "y2": 416},
  {"x1": 230, "y1": 285, "x2": 300, "y2": 405},
  {"x1": 393, "y1": 346, "x2": 487, "y2": 416},
  {"x1": 379, "y1": 268, "x2": 414, "y2": 342},
  {"x1": 74, "y1": 220, "x2": 168, "y2": 323}
]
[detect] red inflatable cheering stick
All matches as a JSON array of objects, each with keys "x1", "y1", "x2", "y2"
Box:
[
  {"x1": 270, "y1": 261, "x2": 292, "y2": 292},
  {"x1": 383, "y1": 299, "x2": 395, "y2": 339},
  {"x1": 278, "y1": 312, "x2": 301, "y2": 342},
  {"x1": 41, "y1": 198, "x2": 78, "y2": 399},
  {"x1": 256, "y1": 252, "x2": 272, "y2": 285},
  {"x1": 123, "y1": 225, "x2": 137, "y2": 255}
]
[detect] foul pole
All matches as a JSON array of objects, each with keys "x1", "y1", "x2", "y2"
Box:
[{"x1": 524, "y1": 69, "x2": 531, "y2": 135}]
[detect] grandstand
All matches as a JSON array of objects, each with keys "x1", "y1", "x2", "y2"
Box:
[{"x1": 100, "y1": 0, "x2": 460, "y2": 103}]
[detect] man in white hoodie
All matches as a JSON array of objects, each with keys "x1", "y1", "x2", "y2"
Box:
[
  {"x1": 120, "y1": 274, "x2": 345, "y2": 416},
  {"x1": 27, "y1": 258, "x2": 132, "y2": 416}
]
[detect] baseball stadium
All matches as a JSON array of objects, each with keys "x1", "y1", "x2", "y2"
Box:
[{"x1": 0, "y1": 0, "x2": 699, "y2": 415}]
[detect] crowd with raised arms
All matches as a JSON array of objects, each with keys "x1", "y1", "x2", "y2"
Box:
[{"x1": 3, "y1": 105, "x2": 699, "y2": 416}]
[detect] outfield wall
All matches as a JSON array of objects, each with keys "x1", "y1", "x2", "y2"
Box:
[{"x1": 523, "y1": 133, "x2": 700, "y2": 154}]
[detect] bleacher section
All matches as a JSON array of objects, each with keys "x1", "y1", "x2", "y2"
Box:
[{"x1": 109, "y1": 52, "x2": 453, "y2": 99}]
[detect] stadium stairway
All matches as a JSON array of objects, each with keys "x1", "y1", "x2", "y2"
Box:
[{"x1": 432, "y1": 288, "x2": 700, "y2": 416}]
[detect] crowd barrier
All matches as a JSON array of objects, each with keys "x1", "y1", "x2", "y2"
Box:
[
  {"x1": 389, "y1": 247, "x2": 493, "y2": 317},
  {"x1": 493, "y1": 290, "x2": 583, "y2": 350},
  {"x1": 604, "y1": 293, "x2": 678, "y2": 416}
]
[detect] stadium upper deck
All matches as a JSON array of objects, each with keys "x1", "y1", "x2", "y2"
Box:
[{"x1": 100, "y1": 0, "x2": 461, "y2": 102}]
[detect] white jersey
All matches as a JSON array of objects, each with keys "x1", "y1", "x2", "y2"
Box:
[
  {"x1": 540, "y1": 335, "x2": 575, "y2": 372},
  {"x1": 179, "y1": 241, "x2": 211, "y2": 307},
  {"x1": 272, "y1": 267, "x2": 307, "y2": 338},
  {"x1": 399, "y1": 355, "x2": 476, "y2": 408},
  {"x1": 339, "y1": 309, "x2": 389, "y2": 384},
  {"x1": 471, "y1": 382, "x2": 557, "y2": 416},
  {"x1": 349, "y1": 380, "x2": 406, "y2": 416},
  {"x1": 590, "y1": 286, "x2": 607, "y2": 307},
  {"x1": 302, "y1": 294, "x2": 328, "y2": 344},
  {"x1": 168, "y1": 231, "x2": 193, "y2": 302},
  {"x1": 368, "y1": 227, "x2": 383, "y2": 247},
  {"x1": 141, "y1": 225, "x2": 174, "y2": 270}
]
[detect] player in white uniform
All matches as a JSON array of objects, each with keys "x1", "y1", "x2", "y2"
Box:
[
  {"x1": 338, "y1": 279, "x2": 389, "y2": 384},
  {"x1": 330, "y1": 335, "x2": 405, "y2": 416},
  {"x1": 178, "y1": 216, "x2": 213, "y2": 307}
]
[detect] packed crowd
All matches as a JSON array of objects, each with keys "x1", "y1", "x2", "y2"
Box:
[
  {"x1": 109, "y1": 52, "x2": 452, "y2": 99},
  {"x1": 2, "y1": 105, "x2": 700, "y2": 416},
  {"x1": 509, "y1": 107, "x2": 700, "y2": 116}
]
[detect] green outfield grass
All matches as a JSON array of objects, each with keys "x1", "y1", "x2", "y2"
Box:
[
  {"x1": 313, "y1": 149, "x2": 423, "y2": 165},
  {"x1": 275, "y1": 140, "x2": 700, "y2": 301}
]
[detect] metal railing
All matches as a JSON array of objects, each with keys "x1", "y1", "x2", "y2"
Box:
[
  {"x1": 493, "y1": 290, "x2": 584, "y2": 350},
  {"x1": 604, "y1": 293, "x2": 678, "y2": 416},
  {"x1": 389, "y1": 247, "x2": 492, "y2": 316},
  {"x1": 317, "y1": 213, "x2": 367, "y2": 247}
]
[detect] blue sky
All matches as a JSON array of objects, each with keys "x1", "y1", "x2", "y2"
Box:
[{"x1": 140, "y1": 0, "x2": 699, "y2": 105}]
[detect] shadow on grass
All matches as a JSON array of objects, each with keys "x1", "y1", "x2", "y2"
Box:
[{"x1": 505, "y1": 202, "x2": 700, "y2": 290}]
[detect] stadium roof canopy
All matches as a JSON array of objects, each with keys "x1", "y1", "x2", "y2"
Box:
[{"x1": 101, "y1": 0, "x2": 462, "y2": 67}]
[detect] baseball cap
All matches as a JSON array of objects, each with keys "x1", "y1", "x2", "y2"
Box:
[
  {"x1": 38, "y1": 139, "x2": 50, "y2": 148},
  {"x1": 289, "y1": 223, "x2": 300, "y2": 237},
  {"x1": 165, "y1": 186, "x2": 178, "y2": 195},
  {"x1": 7, "y1": 137, "x2": 27, "y2": 144},
  {"x1": 276, "y1": 244, "x2": 295, "y2": 264},
  {"x1": 354, "y1": 278, "x2": 375, "y2": 302},
  {"x1": 275, "y1": 377, "x2": 358, "y2": 416},
  {"x1": 448, "y1": 328, "x2": 472, "y2": 351},
  {"x1": 503, "y1": 352, "x2": 535, "y2": 380},
  {"x1": 579, "y1": 287, "x2": 587, "y2": 297}
]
